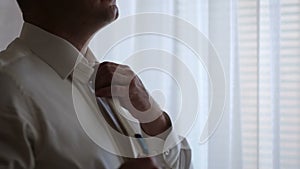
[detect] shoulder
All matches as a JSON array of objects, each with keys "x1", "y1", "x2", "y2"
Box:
[
  {"x1": 0, "y1": 38, "x2": 32, "y2": 68},
  {"x1": 0, "y1": 38, "x2": 37, "y2": 86},
  {"x1": 0, "y1": 39, "x2": 36, "y2": 111},
  {"x1": 0, "y1": 38, "x2": 53, "y2": 98},
  {"x1": 0, "y1": 53, "x2": 41, "y2": 135},
  {"x1": 0, "y1": 67, "x2": 32, "y2": 116},
  {"x1": 0, "y1": 38, "x2": 31, "y2": 96}
]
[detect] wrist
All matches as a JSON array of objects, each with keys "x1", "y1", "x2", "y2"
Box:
[
  {"x1": 131, "y1": 97, "x2": 163, "y2": 123},
  {"x1": 141, "y1": 111, "x2": 171, "y2": 136}
]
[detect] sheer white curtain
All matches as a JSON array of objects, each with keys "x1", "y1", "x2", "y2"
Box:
[
  {"x1": 90, "y1": 0, "x2": 242, "y2": 169},
  {"x1": 238, "y1": 0, "x2": 300, "y2": 169},
  {"x1": 0, "y1": 0, "x2": 299, "y2": 169}
]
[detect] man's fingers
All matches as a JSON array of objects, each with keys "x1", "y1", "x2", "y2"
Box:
[
  {"x1": 94, "y1": 61, "x2": 162, "y2": 123},
  {"x1": 99, "y1": 61, "x2": 134, "y2": 76},
  {"x1": 95, "y1": 62, "x2": 136, "y2": 88},
  {"x1": 109, "y1": 72, "x2": 132, "y2": 86}
]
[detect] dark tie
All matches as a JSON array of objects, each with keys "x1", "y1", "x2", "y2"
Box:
[{"x1": 96, "y1": 97, "x2": 129, "y2": 136}]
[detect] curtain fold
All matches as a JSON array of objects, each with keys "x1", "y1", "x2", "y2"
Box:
[
  {"x1": 229, "y1": 0, "x2": 243, "y2": 168},
  {"x1": 268, "y1": 0, "x2": 281, "y2": 168}
]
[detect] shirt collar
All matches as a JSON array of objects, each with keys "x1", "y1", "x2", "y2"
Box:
[{"x1": 19, "y1": 22, "x2": 96, "y2": 80}]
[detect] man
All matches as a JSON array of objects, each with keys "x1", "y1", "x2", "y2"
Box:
[{"x1": 0, "y1": 0, "x2": 192, "y2": 168}]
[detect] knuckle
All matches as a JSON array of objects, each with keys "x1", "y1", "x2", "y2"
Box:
[
  {"x1": 127, "y1": 72, "x2": 135, "y2": 81},
  {"x1": 123, "y1": 64, "x2": 131, "y2": 69},
  {"x1": 131, "y1": 76, "x2": 141, "y2": 86},
  {"x1": 101, "y1": 61, "x2": 111, "y2": 65},
  {"x1": 115, "y1": 65, "x2": 123, "y2": 74},
  {"x1": 100, "y1": 62, "x2": 113, "y2": 70},
  {"x1": 128, "y1": 69, "x2": 135, "y2": 75},
  {"x1": 121, "y1": 65, "x2": 134, "y2": 74}
]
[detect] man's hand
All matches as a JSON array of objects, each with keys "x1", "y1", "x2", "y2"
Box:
[
  {"x1": 94, "y1": 62, "x2": 171, "y2": 135},
  {"x1": 119, "y1": 157, "x2": 161, "y2": 169},
  {"x1": 94, "y1": 62, "x2": 162, "y2": 122},
  {"x1": 95, "y1": 62, "x2": 152, "y2": 112}
]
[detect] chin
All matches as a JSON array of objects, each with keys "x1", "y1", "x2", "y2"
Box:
[
  {"x1": 109, "y1": 5, "x2": 119, "y2": 21},
  {"x1": 100, "y1": 5, "x2": 119, "y2": 24}
]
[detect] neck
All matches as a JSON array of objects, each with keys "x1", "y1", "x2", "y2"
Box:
[
  {"x1": 26, "y1": 19, "x2": 103, "y2": 51},
  {"x1": 40, "y1": 23, "x2": 95, "y2": 51}
]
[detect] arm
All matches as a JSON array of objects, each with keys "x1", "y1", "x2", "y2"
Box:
[
  {"x1": 94, "y1": 62, "x2": 193, "y2": 169},
  {"x1": 0, "y1": 72, "x2": 36, "y2": 169}
]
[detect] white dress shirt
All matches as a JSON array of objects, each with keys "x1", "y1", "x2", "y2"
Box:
[{"x1": 0, "y1": 23, "x2": 192, "y2": 169}]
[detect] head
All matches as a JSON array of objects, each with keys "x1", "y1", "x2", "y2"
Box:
[{"x1": 16, "y1": 0, "x2": 119, "y2": 49}]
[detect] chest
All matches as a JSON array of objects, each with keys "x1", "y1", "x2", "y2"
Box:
[{"x1": 26, "y1": 76, "x2": 123, "y2": 169}]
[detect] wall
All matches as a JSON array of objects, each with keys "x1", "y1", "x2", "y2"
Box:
[{"x1": 0, "y1": 0, "x2": 23, "y2": 51}]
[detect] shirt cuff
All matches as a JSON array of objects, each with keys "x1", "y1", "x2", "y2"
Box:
[{"x1": 140, "y1": 112, "x2": 191, "y2": 168}]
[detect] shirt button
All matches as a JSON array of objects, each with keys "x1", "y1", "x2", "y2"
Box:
[{"x1": 164, "y1": 150, "x2": 170, "y2": 156}]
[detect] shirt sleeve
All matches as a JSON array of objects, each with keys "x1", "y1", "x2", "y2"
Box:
[
  {"x1": 160, "y1": 134, "x2": 193, "y2": 169},
  {"x1": 0, "y1": 72, "x2": 38, "y2": 169},
  {"x1": 141, "y1": 112, "x2": 193, "y2": 169}
]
